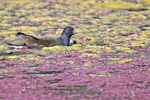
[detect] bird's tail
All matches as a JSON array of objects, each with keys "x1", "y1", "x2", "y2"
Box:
[{"x1": 2, "y1": 41, "x2": 25, "y2": 49}]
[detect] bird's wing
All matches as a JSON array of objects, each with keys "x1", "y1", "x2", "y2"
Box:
[
  {"x1": 16, "y1": 33, "x2": 39, "y2": 45},
  {"x1": 35, "y1": 37, "x2": 55, "y2": 47},
  {"x1": 37, "y1": 37, "x2": 64, "y2": 46},
  {"x1": 16, "y1": 33, "x2": 55, "y2": 46}
]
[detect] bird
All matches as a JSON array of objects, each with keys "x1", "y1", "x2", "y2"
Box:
[{"x1": 15, "y1": 26, "x2": 75, "y2": 48}]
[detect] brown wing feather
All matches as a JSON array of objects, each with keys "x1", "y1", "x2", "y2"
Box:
[
  {"x1": 35, "y1": 38, "x2": 54, "y2": 46},
  {"x1": 16, "y1": 33, "x2": 54, "y2": 46}
]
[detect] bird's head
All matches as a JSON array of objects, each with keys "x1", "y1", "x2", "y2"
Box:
[{"x1": 62, "y1": 26, "x2": 74, "y2": 38}]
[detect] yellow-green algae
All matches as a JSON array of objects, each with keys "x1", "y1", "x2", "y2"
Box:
[{"x1": 0, "y1": 0, "x2": 150, "y2": 64}]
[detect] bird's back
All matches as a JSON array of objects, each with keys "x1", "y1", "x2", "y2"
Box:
[{"x1": 16, "y1": 33, "x2": 54, "y2": 46}]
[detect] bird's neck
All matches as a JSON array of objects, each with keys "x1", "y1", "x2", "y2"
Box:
[{"x1": 60, "y1": 33, "x2": 70, "y2": 46}]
